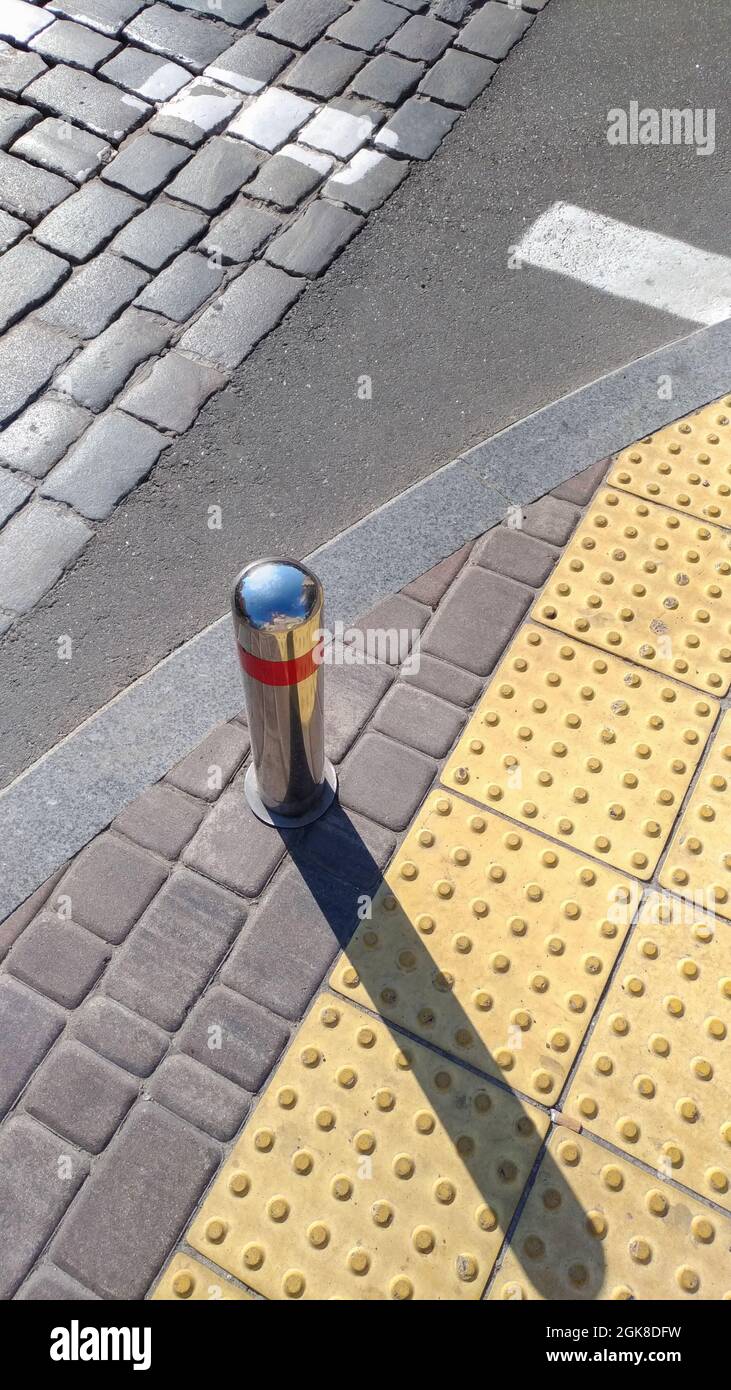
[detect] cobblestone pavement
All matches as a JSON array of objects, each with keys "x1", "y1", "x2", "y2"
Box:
[
  {"x1": 2, "y1": 392, "x2": 731, "y2": 1300},
  {"x1": 0, "y1": 0, "x2": 547, "y2": 637}
]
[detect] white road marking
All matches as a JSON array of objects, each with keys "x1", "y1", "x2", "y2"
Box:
[{"x1": 517, "y1": 202, "x2": 731, "y2": 326}]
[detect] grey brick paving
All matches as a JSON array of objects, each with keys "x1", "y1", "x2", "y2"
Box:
[
  {"x1": 283, "y1": 39, "x2": 365, "y2": 99},
  {"x1": 0, "y1": 977, "x2": 65, "y2": 1118},
  {"x1": 165, "y1": 718, "x2": 250, "y2": 799},
  {"x1": 516, "y1": 493, "x2": 580, "y2": 545},
  {"x1": 136, "y1": 248, "x2": 224, "y2": 320},
  {"x1": 387, "y1": 13, "x2": 454, "y2": 60},
  {"x1": 111, "y1": 200, "x2": 207, "y2": 270},
  {"x1": 125, "y1": 4, "x2": 236, "y2": 74},
  {"x1": 418, "y1": 45, "x2": 496, "y2": 104},
  {"x1": 51, "y1": 1100, "x2": 219, "y2": 1301},
  {"x1": 49, "y1": 832, "x2": 168, "y2": 943},
  {"x1": 259, "y1": 0, "x2": 350, "y2": 50},
  {"x1": 228, "y1": 86, "x2": 315, "y2": 151},
  {"x1": 102, "y1": 131, "x2": 190, "y2": 197},
  {"x1": 103, "y1": 866, "x2": 246, "y2": 1029},
  {"x1": 265, "y1": 198, "x2": 364, "y2": 277},
  {"x1": 323, "y1": 147, "x2": 408, "y2": 212},
  {"x1": 297, "y1": 803, "x2": 396, "y2": 888},
  {"x1": 119, "y1": 349, "x2": 226, "y2": 432},
  {"x1": 456, "y1": 0, "x2": 533, "y2": 60},
  {"x1": 12, "y1": 117, "x2": 112, "y2": 184},
  {"x1": 16, "y1": 1265, "x2": 100, "y2": 1300},
  {"x1": 205, "y1": 33, "x2": 293, "y2": 94},
  {"x1": 324, "y1": 658, "x2": 393, "y2": 762},
  {"x1": 175, "y1": 0, "x2": 265, "y2": 22},
  {"x1": 0, "y1": 1115, "x2": 89, "y2": 1300},
  {"x1": 551, "y1": 456, "x2": 609, "y2": 505},
  {"x1": 30, "y1": 18, "x2": 120, "y2": 71},
  {"x1": 0, "y1": 96, "x2": 38, "y2": 149},
  {"x1": 24, "y1": 64, "x2": 150, "y2": 141},
  {"x1": 199, "y1": 197, "x2": 280, "y2": 265},
  {"x1": 100, "y1": 44, "x2": 191, "y2": 102},
  {"x1": 180, "y1": 260, "x2": 302, "y2": 369},
  {"x1": 0, "y1": 149, "x2": 73, "y2": 224},
  {"x1": 375, "y1": 94, "x2": 457, "y2": 157},
  {"x1": 178, "y1": 984, "x2": 289, "y2": 1090},
  {"x1": 422, "y1": 564, "x2": 532, "y2": 674},
  {"x1": 472, "y1": 525, "x2": 558, "y2": 586},
  {"x1": 0, "y1": 468, "x2": 32, "y2": 527},
  {"x1": 245, "y1": 144, "x2": 332, "y2": 210},
  {"x1": 149, "y1": 1053, "x2": 250, "y2": 1140},
  {"x1": 54, "y1": 305, "x2": 172, "y2": 409},
  {"x1": 41, "y1": 409, "x2": 167, "y2": 518},
  {"x1": 344, "y1": 591, "x2": 430, "y2": 661},
  {"x1": 150, "y1": 77, "x2": 241, "y2": 146},
  {"x1": 0, "y1": 209, "x2": 28, "y2": 253},
  {"x1": 0, "y1": 869, "x2": 65, "y2": 965},
  {"x1": 24, "y1": 1041, "x2": 138, "y2": 1154},
  {"x1": 183, "y1": 782, "x2": 290, "y2": 895},
  {"x1": 338, "y1": 727, "x2": 436, "y2": 830},
  {"x1": 166, "y1": 134, "x2": 260, "y2": 213},
  {"x1": 48, "y1": 0, "x2": 150, "y2": 37},
  {"x1": 350, "y1": 51, "x2": 424, "y2": 102},
  {"x1": 0, "y1": 393, "x2": 91, "y2": 476},
  {"x1": 6, "y1": 909, "x2": 111, "y2": 1008},
  {"x1": 34, "y1": 179, "x2": 142, "y2": 262},
  {"x1": 0, "y1": 320, "x2": 76, "y2": 423},
  {"x1": 401, "y1": 539, "x2": 472, "y2": 605},
  {"x1": 37, "y1": 250, "x2": 149, "y2": 338},
  {"x1": 0, "y1": 44, "x2": 47, "y2": 98},
  {"x1": 373, "y1": 680, "x2": 464, "y2": 756},
  {"x1": 0, "y1": 500, "x2": 92, "y2": 613},
  {"x1": 70, "y1": 995, "x2": 168, "y2": 1077},
  {"x1": 400, "y1": 650, "x2": 483, "y2": 706},
  {"x1": 326, "y1": 0, "x2": 410, "y2": 51},
  {"x1": 112, "y1": 782, "x2": 206, "y2": 858},
  {"x1": 1, "y1": 2, "x2": 55, "y2": 46}
]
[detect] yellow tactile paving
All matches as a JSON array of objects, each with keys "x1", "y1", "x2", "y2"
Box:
[
  {"x1": 609, "y1": 395, "x2": 731, "y2": 528},
  {"x1": 151, "y1": 1253, "x2": 252, "y2": 1300},
  {"x1": 186, "y1": 993, "x2": 548, "y2": 1301},
  {"x1": 660, "y1": 710, "x2": 731, "y2": 920},
  {"x1": 440, "y1": 625, "x2": 718, "y2": 878},
  {"x1": 565, "y1": 892, "x2": 731, "y2": 1210},
  {"x1": 534, "y1": 488, "x2": 731, "y2": 695},
  {"x1": 489, "y1": 1129, "x2": 731, "y2": 1301},
  {"x1": 330, "y1": 792, "x2": 638, "y2": 1104}
]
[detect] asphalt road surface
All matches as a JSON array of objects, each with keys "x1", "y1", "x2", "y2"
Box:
[{"x1": 1, "y1": 0, "x2": 728, "y2": 785}]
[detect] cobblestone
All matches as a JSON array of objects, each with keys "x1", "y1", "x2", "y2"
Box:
[
  {"x1": 120, "y1": 350, "x2": 226, "y2": 433},
  {"x1": 0, "y1": 500, "x2": 92, "y2": 614},
  {"x1": 0, "y1": 394, "x2": 91, "y2": 476},
  {"x1": 30, "y1": 18, "x2": 120, "y2": 71},
  {"x1": 112, "y1": 782, "x2": 206, "y2": 858},
  {"x1": 0, "y1": 97, "x2": 38, "y2": 148},
  {"x1": 24, "y1": 1041, "x2": 138, "y2": 1154},
  {"x1": 350, "y1": 51, "x2": 424, "y2": 103},
  {"x1": 180, "y1": 260, "x2": 302, "y2": 369},
  {"x1": 246, "y1": 144, "x2": 332, "y2": 209},
  {"x1": 34, "y1": 179, "x2": 142, "y2": 262},
  {"x1": 228, "y1": 86, "x2": 315, "y2": 152},
  {"x1": 125, "y1": 4, "x2": 236, "y2": 74},
  {"x1": 136, "y1": 248, "x2": 224, "y2": 320},
  {"x1": 0, "y1": 44, "x2": 47, "y2": 98},
  {"x1": 48, "y1": 832, "x2": 168, "y2": 943},
  {"x1": 326, "y1": 0, "x2": 410, "y2": 52},
  {"x1": 54, "y1": 306, "x2": 172, "y2": 409},
  {"x1": 37, "y1": 250, "x2": 149, "y2": 338},
  {"x1": 1, "y1": 2, "x2": 55, "y2": 46},
  {"x1": 387, "y1": 13, "x2": 454, "y2": 60},
  {"x1": 258, "y1": 0, "x2": 350, "y2": 50},
  {"x1": 0, "y1": 1115, "x2": 89, "y2": 1300},
  {"x1": 0, "y1": 468, "x2": 33, "y2": 527},
  {"x1": 178, "y1": 985, "x2": 289, "y2": 1090},
  {"x1": 150, "y1": 77, "x2": 241, "y2": 146},
  {"x1": 25, "y1": 64, "x2": 150, "y2": 141},
  {"x1": 323, "y1": 147, "x2": 408, "y2": 212},
  {"x1": 205, "y1": 33, "x2": 293, "y2": 94},
  {"x1": 48, "y1": 1, "x2": 150, "y2": 37},
  {"x1": 456, "y1": 1, "x2": 533, "y2": 60},
  {"x1": 0, "y1": 209, "x2": 27, "y2": 252},
  {"x1": 282, "y1": 39, "x2": 365, "y2": 99},
  {"x1": 199, "y1": 198, "x2": 280, "y2": 264},
  {"x1": 418, "y1": 46, "x2": 496, "y2": 105},
  {"x1": 99, "y1": 44, "x2": 191, "y2": 102},
  {"x1": 149, "y1": 1053, "x2": 250, "y2": 1140},
  {"x1": 12, "y1": 117, "x2": 112, "y2": 184},
  {"x1": 0, "y1": 238, "x2": 70, "y2": 335},
  {"x1": 0, "y1": 149, "x2": 73, "y2": 224},
  {"x1": 70, "y1": 995, "x2": 168, "y2": 1077},
  {"x1": 166, "y1": 135, "x2": 260, "y2": 213},
  {"x1": 5, "y1": 909, "x2": 111, "y2": 1008},
  {"x1": 101, "y1": 131, "x2": 190, "y2": 197},
  {"x1": 375, "y1": 94, "x2": 457, "y2": 157},
  {"x1": 0, "y1": 320, "x2": 75, "y2": 423},
  {"x1": 0, "y1": 977, "x2": 65, "y2": 1118},
  {"x1": 300, "y1": 101, "x2": 380, "y2": 158},
  {"x1": 111, "y1": 200, "x2": 207, "y2": 270},
  {"x1": 41, "y1": 409, "x2": 167, "y2": 518},
  {"x1": 265, "y1": 198, "x2": 363, "y2": 277}
]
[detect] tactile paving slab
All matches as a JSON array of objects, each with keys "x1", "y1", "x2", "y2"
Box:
[
  {"x1": 186, "y1": 993, "x2": 548, "y2": 1301},
  {"x1": 488, "y1": 1129, "x2": 731, "y2": 1301},
  {"x1": 534, "y1": 488, "x2": 731, "y2": 695},
  {"x1": 440, "y1": 625, "x2": 718, "y2": 878},
  {"x1": 609, "y1": 395, "x2": 731, "y2": 528},
  {"x1": 565, "y1": 892, "x2": 731, "y2": 1209},
  {"x1": 660, "y1": 710, "x2": 731, "y2": 920},
  {"x1": 330, "y1": 792, "x2": 638, "y2": 1104},
  {"x1": 151, "y1": 1252, "x2": 252, "y2": 1301}
]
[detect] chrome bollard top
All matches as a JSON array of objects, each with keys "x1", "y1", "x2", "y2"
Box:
[{"x1": 233, "y1": 558, "x2": 321, "y2": 633}]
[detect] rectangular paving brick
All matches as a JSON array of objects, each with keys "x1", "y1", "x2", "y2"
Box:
[
  {"x1": 550, "y1": 457, "x2": 609, "y2": 506},
  {"x1": 6, "y1": 909, "x2": 111, "y2": 1008},
  {"x1": 16, "y1": 1265, "x2": 100, "y2": 1300},
  {"x1": 37, "y1": 250, "x2": 148, "y2": 338},
  {"x1": 166, "y1": 134, "x2": 260, "y2": 213},
  {"x1": 0, "y1": 1115, "x2": 89, "y2": 1299},
  {"x1": 112, "y1": 200, "x2": 207, "y2": 271},
  {"x1": 0, "y1": 867, "x2": 65, "y2": 965},
  {"x1": 12, "y1": 116, "x2": 112, "y2": 184},
  {"x1": 30, "y1": 17, "x2": 120, "y2": 70},
  {"x1": 228, "y1": 86, "x2": 315, "y2": 151},
  {"x1": 51, "y1": 1101, "x2": 219, "y2": 1300},
  {"x1": 103, "y1": 866, "x2": 246, "y2": 1029},
  {"x1": 49, "y1": 832, "x2": 167, "y2": 944},
  {"x1": 344, "y1": 591, "x2": 430, "y2": 663},
  {"x1": 70, "y1": 995, "x2": 168, "y2": 1077},
  {"x1": 125, "y1": 4, "x2": 236, "y2": 73},
  {"x1": 149, "y1": 1053, "x2": 250, "y2": 1141},
  {"x1": 456, "y1": 1, "x2": 533, "y2": 59},
  {"x1": 400, "y1": 539, "x2": 472, "y2": 606},
  {"x1": 166, "y1": 719, "x2": 250, "y2": 799},
  {"x1": 183, "y1": 783, "x2": 291, "y2": 896},
  {"x1": 135, "y1": 249, "x2": 224, "y2": 321},
  {"x1": 0, "y1": 96, "x2": 39, "y2": 148},
  {"x1": 245, "y1": 144, "x2": 333, "y2": 210},
  {"x1": 326, "y1": 0, "x2": 410, "y2": 51},
  {"x1": 0, "y1": 977, "x2": 65, "y2": 1118},
  {"x1": 373, "y1": 681, "x2": 464, "y2": 756},
  {"x1": 0, "y1": 148, "x2": 73, "y2": 224},
  {"x1": 24, "y1": 63, "x2": 151, "y2": 140},
  {"x1": 48, "y1": 0, "x2": 149, "y2": 36},
  {"x1": 350, "y1": 51, "x2": 423, "y2": 102},
  {"x1": 418, "y1": 47, "x2": 496, "y2": 106},
  {"x1": 265, "y1": 198, "x2": 363, "y2": 277},
  {"x1": 300, "y1": 101, "x2": 380, "y2": 158},
  {"x1": 0, "y1": 320, "x2": 76, "y2": 424},
  {"x1": 112, "y1": 782, "x2": 205, "y2": 858},
  {"x1": 0, "y1": 208, "x2": 27, "y2": 252},
  {"x1": 150, "y1": 76, "x2": 241, "y2": 146},
  {"x1": 54, "y1": 306, "x2": 172, "y2": 410},
  {"x1": 0, "y1": 500, "x2": 92, "y2": 615},
  {"x1": 516, "y1": 494, "x2": 580, "y2": 545},
  {"x1": 24, "y1": 1040, "x2": 138, "y2": 1154},
  {"x1": 258, "y1": 0, "x2": 350, "y2": 49},
  {"x1": 324, "y1": 658, "x2": 393, "y2": 762},
  {"x1": 120, "y1": 350, "x2": 226, "y2": 433},
  {"x1": 180, "y1": 260, "x2": 303, "y2": 369},
  {"x1": 100, "y1": 44, "x2": 191, "y2": 102},
  {"x1": 387, "y1": 13, "x2": 454, "y2": 60},
  {"x1": 0, "y1": 467, "x2": 32, "y2": 527},
  {"x1": 323, "y1": 146, "x2": 408, "y2": 212},
  {"x1": 206, "y1": 32, "x2": 293, "y2": 94},
  {"x1": 199, "y1": 198, "x2": 280, "y2": 265},
  {"x1": 282, "y1": 39, "x2": 365, "y2": 99},
  {"x1": 1, "y1": 1, "x2": 55, "y2": 44},
  {"x1": 0, "y1": 393, "x2": 90, "y2": 476},
  {"x1": 175, "y1": 0, "x2": 264, "y2": 21},
  {"x1": 296, "y1": 802, "x2": 396, "y2": 889},
  {"x1": 375, "y1": 94, "x2": 457, "y2": 158},
  {"x1": 421, "y1": 565, "x2": 532, "y2": 675},
  {"x1": 101, "y1": 131, "x2": 190, "y2": 198},
  {"x1": 0, "y1": 44, "x2": 47, "y2": 98},
  {"x1": 33, "y1": 179, "x2": 142, "y2": 262},
  {"x1": 0, "y1": 236, "x2": 59, "y2": 334},
  {"x1": 41, "y1": 409, "x2": 168, "y2": 519},
  {"x1": 337, "y1": 728, "x2": 436, "y2": 830},
  {"x1": 178, "y1": 984, "x2": 289, "y2": 1090},
  {"x1": 472, "y1": 525, "x2": 558, "y2": 586}
]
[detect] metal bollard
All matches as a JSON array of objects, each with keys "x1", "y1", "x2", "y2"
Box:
[{"x1": 231, "y1": 557, "x2": 337, "y2": 827}]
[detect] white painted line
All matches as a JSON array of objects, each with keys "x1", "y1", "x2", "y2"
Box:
[{"x1": 517, "y1": 202, "x2": 731, "y2": 326}]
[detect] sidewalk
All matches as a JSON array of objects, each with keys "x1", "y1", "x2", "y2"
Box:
[{"x1": 2, "y1": 393, "x2": 731, "y2": 1300}]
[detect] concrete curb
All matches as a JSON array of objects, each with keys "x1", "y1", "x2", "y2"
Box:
[{"x1": 2, "y1": 315, "x2": 730, "y2": 922}]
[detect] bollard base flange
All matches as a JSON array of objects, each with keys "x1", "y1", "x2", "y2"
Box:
[{"x1": 244, "y1": 761, "x2": 338, "y2": 829}]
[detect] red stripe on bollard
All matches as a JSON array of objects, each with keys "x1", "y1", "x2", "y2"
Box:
[{"x1": 236, "y1": 642, "x2": 322, "y2": 687}]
